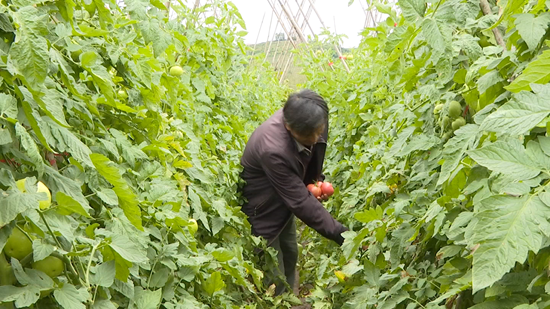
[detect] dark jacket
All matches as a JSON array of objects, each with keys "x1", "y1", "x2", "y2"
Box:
[{"x1": 240, "y1": 109, "x2": 347, "y2": 245}]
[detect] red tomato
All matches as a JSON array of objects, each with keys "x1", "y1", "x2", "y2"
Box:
[
  {"x1": 321, "y1": 182, "x2": 334, "y2": 196},
  {"x1": 307, "y1": 184, "x2": 322, "y2": 198}
]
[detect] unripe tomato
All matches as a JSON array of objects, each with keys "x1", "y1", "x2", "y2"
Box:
[
  {"x1": 32, "y1": 256, "x2": 64, "y2": 278},
  {"x1": 117, "y1": 89, "x2": 128, "y2": 99},
  {"x1": 452, "y1": 117, "x2": 466, "y2": 130},
  {"x1": 188, "y1": 219, "x2": 198, "y2": 235},
  {"x1": 4, "y1": 228, "x2": 33, "y2": 260},
  {"x1": 16, "y1": 179, "x2": 52, "y2": 210},
  {"x1": 448, "y1": 101, "x2": 462, "y2": 119},
  {"x1": 169, "y1": 66, "x2": 184, "y2": 76},
  {"x1": 334, "y1": 270, "x2": 347, "y2": 283}
]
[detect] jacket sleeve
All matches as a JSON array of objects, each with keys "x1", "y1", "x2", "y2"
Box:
[{"x1": 261, "y1": 152, "x2": 347, "y2": 245}]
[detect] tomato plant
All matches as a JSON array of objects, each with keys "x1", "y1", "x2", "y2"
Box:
[
  {"x1": 297, "y1": 0, "x2": 550, "y2": 307},
  {"x1": 0, "y1": 0, "x2": 289, "y2": 308}
]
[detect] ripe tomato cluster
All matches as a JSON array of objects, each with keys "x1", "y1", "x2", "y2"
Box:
[{"x1": 307, "y1": 181, "x2": 334, "y2": 198}]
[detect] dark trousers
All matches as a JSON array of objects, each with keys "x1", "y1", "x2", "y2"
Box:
[{"x1": 265, "y1": 216, "x2": 298, "y2": 295}]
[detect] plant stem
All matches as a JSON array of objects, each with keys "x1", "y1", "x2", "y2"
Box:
[{"x1": 85, "y1": 243, "x2": 99, "y2": 289}]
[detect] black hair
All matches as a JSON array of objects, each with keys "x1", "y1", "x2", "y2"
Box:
[{"x1": 283, "y1": 89, "x2": 328, "y2": 136}]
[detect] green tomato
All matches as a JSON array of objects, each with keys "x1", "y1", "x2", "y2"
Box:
[
  {"x1": 452, "y1": 117, "x2": 466, "y2": 130},
  {"x1": 117, "y1": 89, "x2": 128, "y2": 99},
  {"x1": 448, "y1": 101, "x2": 462, "y2": 119},
  {"x1": 188, "y1": 219, "x2": 198, "y2": 235},
  {"x1": 32, "y1": 256, "x2": 64, "y2": 278},
  {"x1": 169, "y1": 66, "x2": 184, "y2": 76},
  {"x1": 17, "y1": 179, "x2": 52, "y2": 210},
  {"x1": 441, "y1": 116, "x2": 451, "y2": 128},
  {"x1": 478, "y1": 35, "x2": 491, "y2": 47},
  {"x1": 433, "y1": 104, "x2": 444, "y2": 114},
  {"x1": 4, "y1": 228, "x2": 33, "y2": 261}
]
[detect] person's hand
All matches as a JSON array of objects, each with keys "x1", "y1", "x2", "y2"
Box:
[{"x1": 317, "y1": 193, "x2": 329, "y2": 202}]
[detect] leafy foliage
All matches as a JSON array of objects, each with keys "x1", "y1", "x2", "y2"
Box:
[
  {"x1": 0, "y1": 0, "x2": 288, "y2": 307},
  {"x1": 296, "y1": 0, "x2": 550, "y2": 307}
]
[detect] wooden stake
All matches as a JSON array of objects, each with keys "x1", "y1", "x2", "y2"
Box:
[
  {"x1": 267, "y1": 0, "x2": 298, "y2": 49},
  {"x1": 251, "y1": 12, "x2": 266, "y2": 57},
  {"x1": 277, "y1": 0, "x2": 307, "y2": 44},
  {"x1": 275, "y1": 0, "x2": 304, "y2": 70},
  {"x1": 267, "y1": 0, "x2": 290, "y2": 66},
  {"x1": 263, "y1": 9, "x2": 275, "y2": 55},
  {"x1": 294, "y1": 0, "x2": 316, "y2": 37},
  {"x1": 264, "y1": 4, "x2": 282, "y2": 63},
  {"x1": 306, "y1": 0, "x2": 349, "y2": 73},
  {"x1": 479, "y1": 0, "x2": 506, "y2": 49}
]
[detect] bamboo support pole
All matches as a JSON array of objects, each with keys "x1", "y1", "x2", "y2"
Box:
[
  {"x1": 306, "y1": 0, "x2": 349, "y2": 73},
  {"x1": 251, "y1": 13, "x2": 266, "y2": 56},
  {"x1": 277, "y1": 0, "x2": 307, "y2": 44},
  {"x1": 267, "y1": 0, "x2": 298, "y2": 49},
  {"x1": 263, "y1": 9, "x2": 275, "y2": 55},
  {"x1": 479, "y1": 0, "x2": 506, "y2": 49},
  {"x1": 268, "y1": 0, "x2": 289, "y2": 65},
  {"x1": 275, "y1": 0, "x2": 305, "y2": 70}
]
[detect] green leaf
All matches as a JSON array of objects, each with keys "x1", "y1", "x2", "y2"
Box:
[
  {"x1": 42, "y1": 166, "x2": 90, "y2": 215},
  {"x1": 18, "y1": 88, "x2": 53, "y2": 152},
  {"x1": 398, "y1": 0, "x2": 426, "y2": 21},
  {"x1": 90, "y1": 261, "x2": 116, "y2": 287},
  {"x1": 149, "y1": 267, "x2": 169, "y2": 288},
  {"x1": 133, "y1": 288, "x2": 162, "y2": 309},
  {"x1": 41, "y1": 119, "x2": 93, "y2": 168},
  {"x1": 56, "y1": 192, "x2": 91, "y2": 217},
  {"x1": 397, "y1": 133, "x2": 439, "y2": 157},
  {"x1": 354, "y1": 206, "x2": 384, "y2": 223},
  {"x1": 470, "y1": 193, "x2": 550, "y2": 293},
  {"x1": 469, "y1": 295, "x2": 529, "y2": 308},
  {"x1": 11, "y1": 258, "x2": 54, "y2": 290},
  {"x1": 438, "y1": 124, "x2": 480, "y2": 185},
  {"x1": 110, "y1": 129, "x2": 148, "y2": 168},
  {"x1": 212, "y1": 248, "x2": 235, "y2": 262},
  {"x1": 514, "y1": 13, "x2": 550, "y2": 50},
  {"x1": 421, "y1": 18, "x2": 449, "y2": 54},
  {"x1": 0, "y1": 128, "x2": 12, "y2": 145},
  {"x1": 468, "y1": 139, "x2": 541, "y2": 180},
  {"x1": 91, "y1": 299, "x2": 117, "y2": 309},
  {"x1": 0, "y1": 93, "x2": 18, "y2": 119},
  {"x1": 489, "y1": 0, "x2": 528, "y2": 30},
  {"x1": 109, "y1": 234, "x2": 148, "y2": 264},
  {"x1": 342, "y1": 259, "x2": 364, "y2": 277},
  {"x1": 96, "y1": 189, "x2": 118, "y2": 206},
  {"x1": 15, "y1": 122, "x2": 44, "y2": 175},
  {"x1": 0, "y1": 13, "x2": 14, "y2": 32},
  {"x1": 188, "y1": 186, "x2": 210, "y2": 232},
  {"x1": 526, "y1": 140, "x2": 550, "y2": 170},
  {"x1": 202, "y1": 271, "x2": 225, "y2": 296},
  {"x1": 139, "y1": 20, "x2": 171, "y2": 56},
  {"x1": 9, "y1": 35, "x2": 48, "y2": 91},
  {"x1": 39, "y1": 88, "x2": 70, "y2": 127},
  {"x1": 506, "y1": 49, "x2": 550, "y2": 93},
  {"x1": 480, "y1": 84, "x2": 550, "y2": 135},
  {"x1": 0, "y1": 285, "x2": 40, "y2": 307},
  {"x1": 90, "y1": 153, "x2": 143, "y2": 231},
  {"x1": 53, "y1": 283, "x2": 89, "y2": 309},
  {"x1": 8, "y1": 6, "x2": 49, "y2": 89},
  {"x1": 32, "y1": 239, "x2": 55, "y2": 262},
  {"x1": 0, "y1": 190, "x2": 41, "y2": 227}
]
